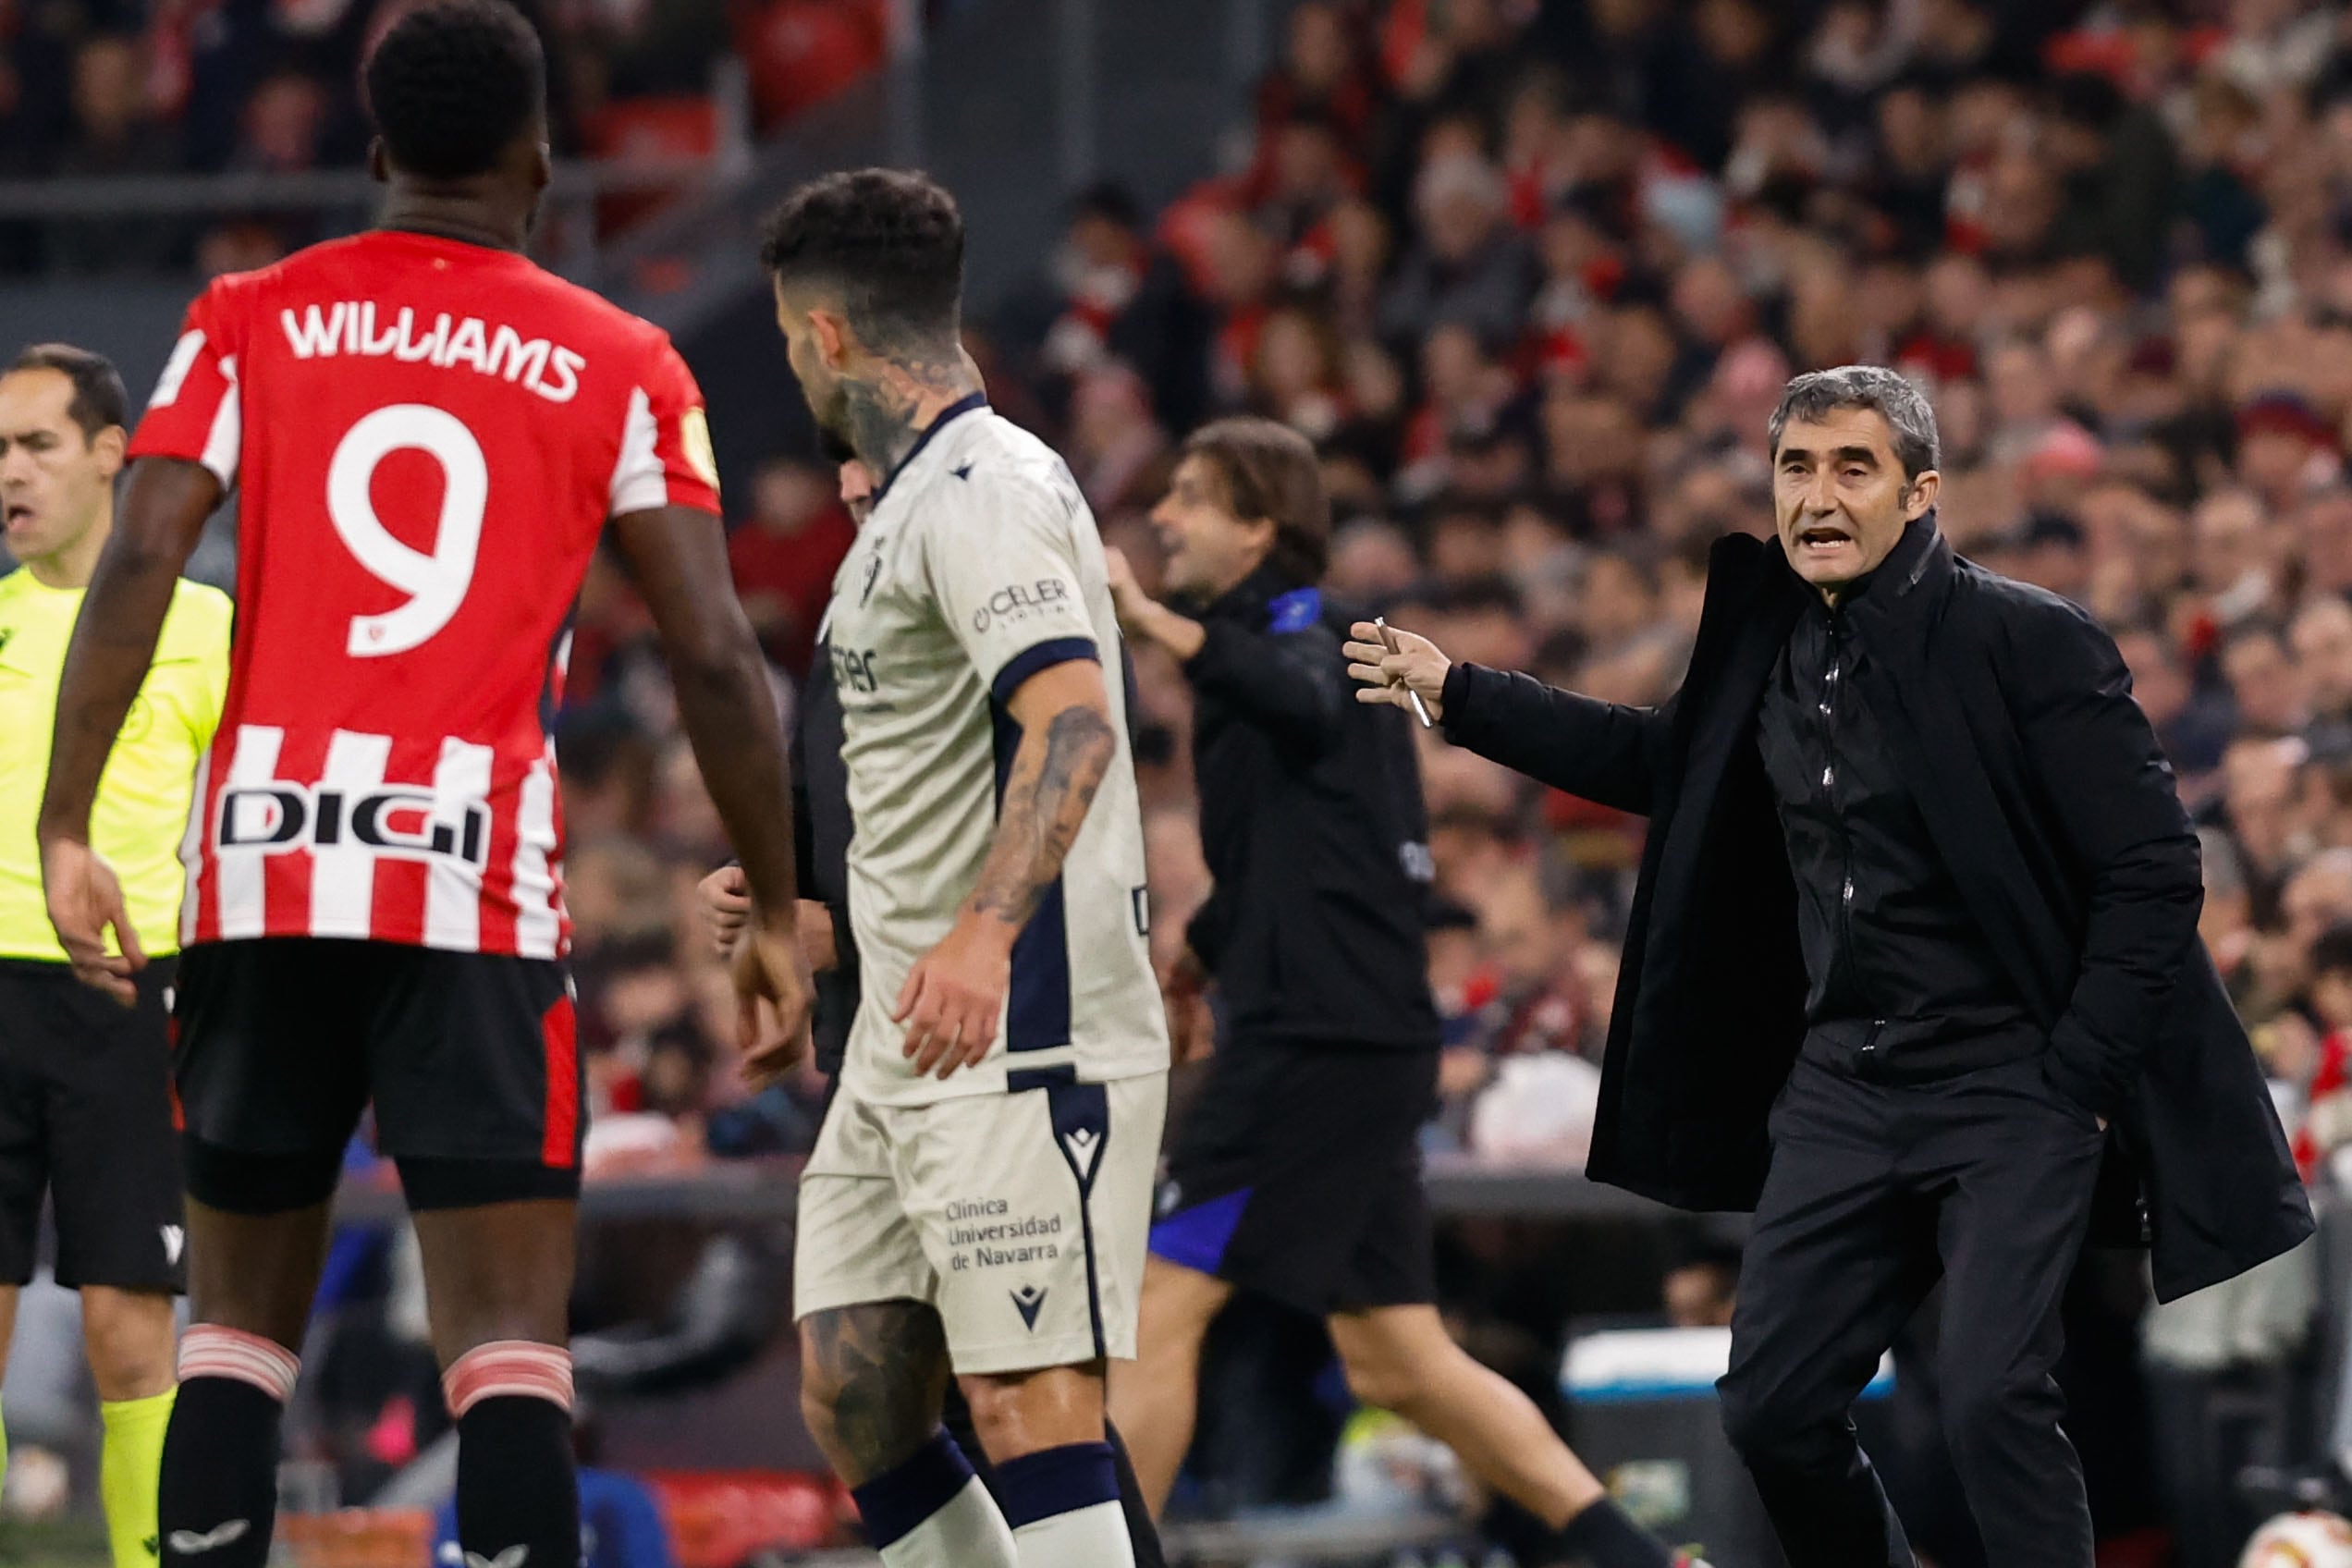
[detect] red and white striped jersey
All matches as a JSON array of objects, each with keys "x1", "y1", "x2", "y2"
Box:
[{"x1": 129, "y1": 229, "x2": 722, "y2": 958}]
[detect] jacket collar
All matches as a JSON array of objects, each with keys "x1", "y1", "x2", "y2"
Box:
[{"x1": 1195, "y1": 561, "x2": 1307, "y2": 625}]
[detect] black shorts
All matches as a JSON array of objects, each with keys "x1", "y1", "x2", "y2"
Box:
[
  {"x1": 0, "y1": 958, "x2": 185, "y2": 1292},
  {"x1": 1148, "y1": 1042, "x2": 1439, "y2": 1316},
  {"x1": 174, "y1": 937, "x2": 582, "y2": 1214}
]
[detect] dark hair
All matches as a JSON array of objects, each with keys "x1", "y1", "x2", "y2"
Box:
[
  {"x1": 6, "y1": 343, "x2": 128, "y2": 439},
  {"x1": 1179, "y1": 416, "x2": 1330, "y2": 584},
  {"x1": 2313, "y1": 920, "x2": 2352, "y2": 982},
  {"x1": 363, "y1": 0, "x2": 545, "y2": 181},
  {"x1": 1072, "y1": 181, "x2": 1141, "y2": 231},
  {"x1": 760, "y1": 169, "x2": 966, "y2": 350}
]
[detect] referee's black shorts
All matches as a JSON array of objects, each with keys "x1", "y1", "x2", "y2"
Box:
[
  {"x1": 0, "y1": 957, "x2": 185, "y2": 1292},
  {"x1": 1148, "y1": 1040, "x2": 1439, "y2": 1316}
]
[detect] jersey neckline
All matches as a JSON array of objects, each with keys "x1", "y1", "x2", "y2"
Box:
[{"x1": 873, "y1": 393, "x2": 988, "y2": 506}]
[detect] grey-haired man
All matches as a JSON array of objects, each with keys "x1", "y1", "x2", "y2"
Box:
[{"x1": 1350, "y1": 365, "x2": 2311, "y2": 1567}]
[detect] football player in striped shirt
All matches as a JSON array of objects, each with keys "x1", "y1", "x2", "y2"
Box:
[{"x1": 38, "y1": 6, "x2": 811, "y2": 1566}]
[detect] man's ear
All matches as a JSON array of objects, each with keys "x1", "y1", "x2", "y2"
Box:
[
  {"x1": 92, "y1": 424, "x2": 127, "y2": 480},
  {"x1": 1904, "y1": 468, "x2": 1942, "y2": 521},
  {"x1": 808, "y1": 307, "x2": 855, "y2": 372}
]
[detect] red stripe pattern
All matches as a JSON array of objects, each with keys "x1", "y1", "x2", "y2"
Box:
[
  {"x1": 179, "y1": 1324, "x2": 300, "y2": 1403},
  {"x1": 442, "y1": 1341, "x2": 573, "y2": 1418},
  {"x1": 541, "y1": 992, "x2": 579, "y2": 1168}
]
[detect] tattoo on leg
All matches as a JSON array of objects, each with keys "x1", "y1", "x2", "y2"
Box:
[{"x1": 803, "y1": 1301, "x2": 951, "y2": 1482}]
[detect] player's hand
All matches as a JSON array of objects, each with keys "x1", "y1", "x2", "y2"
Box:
[
  {"x1": 894, "y1": 913, "x2": 1011, "y2": 1080},
  {"x1": 1344, "y1": 621, "x2": 1450, "y2": 721},
  {"x1": 731, "y1": 909, "x2": 814, "y2": 1086},
  {"x1": 39, "y1": 835, "x2": 144, "y2": 1007},
  {"x1": 1102, "y1": 546, "x2": 1157, "y2": 637},
  {"x1": 698, "y1": 864, "x2": 750, "y2": 962}
]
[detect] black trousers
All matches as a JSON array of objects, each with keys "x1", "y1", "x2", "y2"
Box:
[{"x1": 1716, "y1": 1051, "x2": 2108, "y2": 1568}]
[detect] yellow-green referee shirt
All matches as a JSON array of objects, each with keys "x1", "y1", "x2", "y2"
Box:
[{"x1": 0, "y1": 568, "x2": 231, "y2": 961}]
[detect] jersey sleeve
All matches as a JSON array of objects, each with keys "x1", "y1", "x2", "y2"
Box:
[
  {"x1": 127, "y1": 280, "x2": 243, "y2": 490},
  {"x1": 926, "y1": 474, "x2": 1102, "y2": 706},
  {"x1": 607, "y1": 334, "x2": 722, "y2": 519}
]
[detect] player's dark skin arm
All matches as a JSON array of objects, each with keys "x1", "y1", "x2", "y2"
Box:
[
  {"x1": 38, "y1": 457, "x2": 220, "y2": 999},
  {"x1": 607, "y1": 504, "x2": 812, "y2": 1074},
  {"x1": 895, "y1": 658, "x2": 1118, "y2": 1076}
]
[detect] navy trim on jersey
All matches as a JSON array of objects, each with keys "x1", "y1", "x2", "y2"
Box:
[
  {"x1": 989, "y1": 698, "x2": 1073, "y2": 1055},
  {"x1": 1047, "y1": 1079, "x2": 1110, "y2": 1360},
  {"x1": 1008, "y1": 1062, "x2": 1078, "y2": 1093},
  {"x1": 990, "y1": 636, "x2": 1099, "y2": 708},
  {"x1": 873, "y1": 393, "x2": 988, "y2": 504}
]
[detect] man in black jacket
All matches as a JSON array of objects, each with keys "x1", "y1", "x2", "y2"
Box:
[
  {"x1": 1349, "y1": 365, "x2": 2314, "y2": 1568},
  {"x1": 1105, "y1": 417, "x2": 1679, "y2": 1568}
]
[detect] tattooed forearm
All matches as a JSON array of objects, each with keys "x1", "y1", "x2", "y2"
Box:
[
  {"x1": 968, "y1": 704, "x2": 1117, "y2": 929},
  {"x1": 799, "y1": 1301, "x2": 950, "y2": 1486}
]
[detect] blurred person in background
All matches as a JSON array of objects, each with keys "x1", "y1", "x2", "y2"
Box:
[
  {"x1": 1104, "y1": 417, "x2": 1684, "y2": 1568},
  {"x1": 0, "y1": 345, "x2": 225, "y2": 1568},
  {"x1": 1354, "y1": 365, "x2": 2311, "y2": 1568}
]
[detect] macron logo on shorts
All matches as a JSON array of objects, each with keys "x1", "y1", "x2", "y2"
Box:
[
  {"x1": 1011, "y1": 1284, "x2": 1047, "y2": 1330},
  {"x1": 1061, "y1": 1126, "x2": 1101, "y2": 1182},
  {"x1": 161, "y1": 1226, "x2": 184, "y2": 1266}
]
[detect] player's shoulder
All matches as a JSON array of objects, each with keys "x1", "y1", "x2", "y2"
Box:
[{"x1": 938, "y1": 410, "x2": 1085, "y2": 519}]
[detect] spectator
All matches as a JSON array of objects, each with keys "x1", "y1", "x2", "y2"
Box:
[{"x1": 46, "y1": 33, "x2": 185, "y2": 274}]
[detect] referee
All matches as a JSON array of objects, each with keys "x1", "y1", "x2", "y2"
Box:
[
  {"x1": 0, "y1": 344, "x2": 227, "y2": 1566},
  {"x1": 1102, "y1": 417, "x2": 1680, "y2": 1568}
]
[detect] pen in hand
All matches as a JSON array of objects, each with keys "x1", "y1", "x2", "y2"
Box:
[{"x1": 1374, "y1": 617, "x2": 1434, "y2": 729}]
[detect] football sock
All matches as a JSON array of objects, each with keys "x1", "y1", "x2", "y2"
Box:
[
  {"x1": 851, "y1": 1428, "x2": 1019, "y2": 1568},
  {"x1": 444, "y1": 1341, "x2": 578, "y2": 1568},
  {"x1": 1550, "y1": 1497, "x2": 1677, "y2": 1568},
  {"x1": 101, "y1": 1386, "x2": 175, "y2": 1567},
  {"x1": 995, "y1": 1440, "x2": 1134, "y2": 1568},
  {"x1": 159, "y1": 1326, "x2": 297, "y2": 1568}
]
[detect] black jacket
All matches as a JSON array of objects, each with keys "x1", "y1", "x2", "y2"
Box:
[
  {"x1": 1182, "y1": 568, "x2": 1439, "y2": 1051},
  {"x1": 1439, "y1": 527, "x2": 2312, "y2": 1303}
]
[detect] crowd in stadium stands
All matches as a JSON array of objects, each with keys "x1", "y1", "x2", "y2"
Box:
[
  {"x1": 20, "y1": 0, "x2": 2352, "y2": 1543},
  {"x1": 0, "y1": 0, "x2": 913, "y2": 274},
  {"x1": 531, "y1": 1, "x2": 2352, "y2": 1541}
]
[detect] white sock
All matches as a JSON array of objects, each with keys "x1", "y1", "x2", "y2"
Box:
[
  {"x1": 1013, "y1": 1499, "x2": 1134, "y2": 1568},
  {"x1": 879, "y1": 1476, "x2": 1018, "y2": 1568},
  {"x1": 850, "y1": 1430, "x2": 1017, "y2": 1568},
  {"x1": 996, "y1": 1440, "x2": 1135, "y2": 1568}
]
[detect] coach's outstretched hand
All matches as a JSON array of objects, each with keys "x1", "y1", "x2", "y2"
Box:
[
  {"x1": 1344, "y1": 621, "x2": 1451, "y2": 722},
  {"x1": 39, "y1": 836, "x2": 144, "y2": 1006},
  {"x1": 734, "y1": 908, "x2": 815, "y2": 1084}
]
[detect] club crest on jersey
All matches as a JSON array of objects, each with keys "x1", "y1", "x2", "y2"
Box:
[
  {"x1": 860, "y1": 549, "x2": 884, "y2": 606},
  {"x1": 217, "y1": 783, "x2": 490, "y2": 867}
]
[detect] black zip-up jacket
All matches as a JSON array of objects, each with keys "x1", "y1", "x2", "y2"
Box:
[{"x1": 1180, "y1": 566, "x2": 1439, "y2": 1051}]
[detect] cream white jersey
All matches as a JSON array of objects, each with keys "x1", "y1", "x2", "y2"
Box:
[{"x1": 826, "y1": 398, "x2": 1169, "y2": 1105}]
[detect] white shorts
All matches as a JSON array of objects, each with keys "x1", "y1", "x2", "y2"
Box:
[{"x1": 793, "y1": 1072, "x2": 1168, "y2": 1375}]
